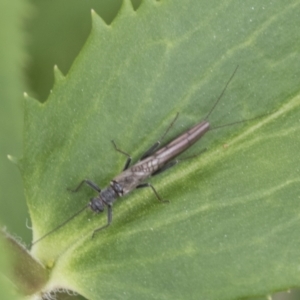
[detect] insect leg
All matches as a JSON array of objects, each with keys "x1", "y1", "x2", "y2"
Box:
[
  {"x1": 136, "y1": 183, "x2": 169, "y2": 203},
  {"x1": 140, "y1": 113, "x2": 179, "y2": 160},
  {"x1": 92, "y1": 205, "x2": 112, "y2": 238},
  {"x1": 111, "y1": 140, "x2": 132, "y2": 171},
  {"x1": 68, "y1": 179, "x2": 101, "y2": 193}
]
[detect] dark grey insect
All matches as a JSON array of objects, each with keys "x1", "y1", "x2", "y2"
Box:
[{"x1": 31, "y1": 66, "x2": 257, "y2": 246}]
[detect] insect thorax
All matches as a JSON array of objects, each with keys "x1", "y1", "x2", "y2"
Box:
[{"x1": 100, "y1": 186, "x2": 119, "y2": 205}]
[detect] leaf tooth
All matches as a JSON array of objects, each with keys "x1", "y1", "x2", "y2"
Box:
[
  {"x1": 7, "y1": 154, "x2": 23, "y2": 172},
  {"x1": 120, "y1": 0, "x2": 135, "y2": 14},
  {"x1": 53, "y1": 65, "x2": 65, "y2": 85},
  {"x1": 7, "y1": 154, "x2": 19, "y2": 165},
  {"x1": 91, "y1": 9, "x2": 110, "y2": 31},
  {"x1": 23, "y1": 92, "x2": 40, "y2": 106},
  {"x1": 112, "y1": 0, "x2": 135, "y2": 25},
  {"x1": 23, "y1": 92, "x2": 43, "y2": 120}
]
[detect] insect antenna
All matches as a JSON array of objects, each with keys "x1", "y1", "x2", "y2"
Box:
[
  {"x1": 204, "y1": 65, "x2": 239, "y2": 121},
  {"x1": 30, "y1": 204, "x2": 89, "y2": 247}
]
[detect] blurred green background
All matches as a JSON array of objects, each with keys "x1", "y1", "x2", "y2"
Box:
[{"x1": 0, "y1": 0, "x2": 299, "y2": 299}]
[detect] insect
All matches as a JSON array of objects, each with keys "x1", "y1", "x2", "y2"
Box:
[{"x1": 31, "y1": 66, "x2": 257, "y2": 246}]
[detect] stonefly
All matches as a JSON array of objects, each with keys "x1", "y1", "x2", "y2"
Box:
[{"x1": 31, "y1": 66, "x2": 258, "y2": 246}]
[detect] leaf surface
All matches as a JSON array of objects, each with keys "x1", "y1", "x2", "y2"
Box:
[{"x1": 22, "y1": 0, "x2": 300, "y2": 299}]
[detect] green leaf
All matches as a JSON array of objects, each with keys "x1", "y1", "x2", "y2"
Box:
[{"x1": 22, "y1": 0, "x2": 300, "y2": 299}]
